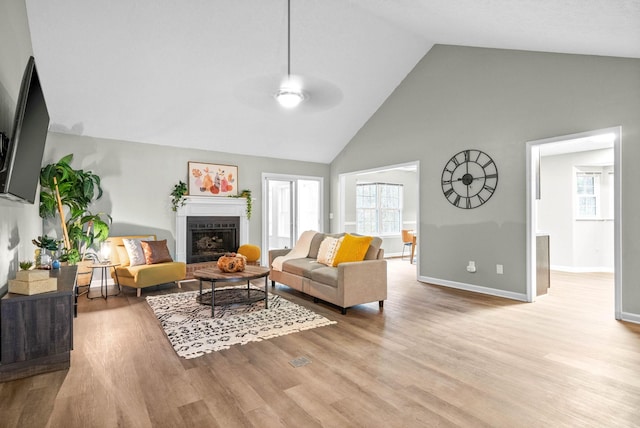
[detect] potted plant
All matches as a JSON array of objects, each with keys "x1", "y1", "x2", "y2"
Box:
[
  {"x1": 39, "y1": 154, "x2": 111, "y2": 264},
  {"x1": 170, "y1": 180, "x2": 188, "y2": 211},
  {"x1": 32, "y1": 234, "x2": 59, "y2": 268},
  {"x1": 19, "y1": 261, "x2": 33, "y2": 271},
  {"x1": 230, "y1": 189, "x2": 252, "y2": 219}
]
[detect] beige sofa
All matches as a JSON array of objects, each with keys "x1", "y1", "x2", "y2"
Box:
[{"x1": 269, "y1": 232, "x2": 387, "y2": 314}]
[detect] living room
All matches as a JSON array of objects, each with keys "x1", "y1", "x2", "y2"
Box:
[{"x1": 2, "y1": 1, "x2": 640, "y2": 426}]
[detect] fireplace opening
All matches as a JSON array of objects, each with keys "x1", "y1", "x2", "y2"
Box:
[{"x1": 187, "y1": 216, "x2": 239, "y2": 264}]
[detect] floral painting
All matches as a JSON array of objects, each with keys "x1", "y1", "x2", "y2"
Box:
[{"x1": 188, "y1": 162, "x2": 237, "y2": 197}]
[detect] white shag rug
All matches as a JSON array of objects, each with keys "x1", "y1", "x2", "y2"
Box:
[{"x1": 146, "y1": 289, "x2": 336, "y2": 359}]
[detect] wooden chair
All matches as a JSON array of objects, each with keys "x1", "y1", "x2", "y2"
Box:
[{"x1": 401, "y1": 229, "x2": 415, "y2": 262}]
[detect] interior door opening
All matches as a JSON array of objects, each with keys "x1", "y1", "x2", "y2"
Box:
[{"x1": 526, "y1": 127, "x2": 621, "y2": 319}]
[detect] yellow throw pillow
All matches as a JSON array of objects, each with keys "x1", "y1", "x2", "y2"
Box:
[{"x1": 332, "y1": 234, "x2": 373, "y2": 266}]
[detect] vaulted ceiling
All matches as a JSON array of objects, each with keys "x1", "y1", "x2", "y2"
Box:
[{"x1": 25, "y1": 0, "x2": 640, "y2": 163}]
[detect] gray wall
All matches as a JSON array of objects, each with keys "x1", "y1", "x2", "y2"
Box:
[
  {"x1": 42, "y1": 132, "x2": 330, "y2": 256},
  {"x1": 330, "y1": 45, "x2": 640, "y2": 314},
  {"x1": 0, "y1": 0, "x2": 41, "y2": 294}
]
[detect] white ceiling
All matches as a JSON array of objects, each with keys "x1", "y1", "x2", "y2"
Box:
[{"x1": 25, "y1": 0, "x2": 640, "y2": 163}]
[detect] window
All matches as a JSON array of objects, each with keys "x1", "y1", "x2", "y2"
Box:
[
  {"x1": 356, "y1": 183, "x2": 402, "y2": 235},
  {"x1": 576, "y1": 172, "x2": 600, "y2": 218}
]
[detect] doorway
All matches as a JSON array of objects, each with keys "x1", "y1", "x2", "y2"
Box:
[
  {"x1": 526, "y1": 127, "x2": 621, "y2": 319},
  {"x1": 262, "y1": 173, "x2": 323, "y2": 264},
  {"x1": 338, "y1": 161, "x2": 419, "y2": 268}
]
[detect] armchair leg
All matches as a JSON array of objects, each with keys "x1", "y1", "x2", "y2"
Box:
[
  {"x1": 341, "y1": 307, "x2": 347, "y2": 315},
  {"x1": 271, "y1": 280, "x2": 276, "y2": 287}
]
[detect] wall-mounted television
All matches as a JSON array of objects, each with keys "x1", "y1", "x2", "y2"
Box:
[{"x1": 0, "y1": 56, "x2": 50, "y2": 204}]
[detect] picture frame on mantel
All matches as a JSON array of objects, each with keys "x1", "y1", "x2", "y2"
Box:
[{"x1": 187, "y1": 162, "x2": 237, "y2": 197}]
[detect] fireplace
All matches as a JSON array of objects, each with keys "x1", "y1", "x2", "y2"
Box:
[
  {"x1": 187, "y1": 216, "x2": 239, "y2": 263},
  {"x1": 175, "y1": 196, "x2": 249, "y2": 263}
]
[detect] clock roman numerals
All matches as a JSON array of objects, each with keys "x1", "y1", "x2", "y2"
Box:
[{"x1": 441, "y1": 149, "x2": 498, "y2": 209}]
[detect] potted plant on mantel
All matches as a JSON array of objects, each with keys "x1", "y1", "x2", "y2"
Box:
[
  {"x1": 230, "y1": 189, "x2": 252, "y2": 220},
  {"x1": 170, "y1": 181, "x2": 187, "y2": 212},
  {"x1": 39, "y1": 154, "x2": 111, "y2": 264}
]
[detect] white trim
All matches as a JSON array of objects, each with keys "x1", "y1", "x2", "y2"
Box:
[
  {"x1": 175, "y1": 196, "x2": 249, "y2": 263},
  {"x1": 550, "y1": 265, "x2": 614, "y2": 273},
  {"x1": 525, "y1": 126, "x2": 622, "y2": 319},
  {"x1": 620, "y1": 312, "x2": 640, "y2": 325},
  {"x1": 261, "y1": 172, "x2": 324, "y2": 266},
  {"x1": 418, "y1": 275, "x2": 528, "y2": 302}
]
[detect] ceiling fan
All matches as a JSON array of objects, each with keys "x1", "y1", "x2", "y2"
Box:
[{"x1": 234, "y1": 0, "x2": 342, "y2": 113}]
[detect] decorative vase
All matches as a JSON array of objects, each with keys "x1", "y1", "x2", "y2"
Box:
[
  {"x1": 34, "y1": 248, "x2": 41, "y2": 268},
  {"x1": 217, "y1": 253, "x2": 247, "y2": 273},
  {"x1": 40, "y1": 251, "x2": 52, "y2": 270}
]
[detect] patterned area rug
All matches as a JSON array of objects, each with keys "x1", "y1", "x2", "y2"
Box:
[{"x1": 146, "y1": 289, "x2": 336, "y2": 359}]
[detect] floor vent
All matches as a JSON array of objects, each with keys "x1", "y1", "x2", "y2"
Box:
[{"x1": 289, "y1": 356, "x2": 312, "y2": 368}]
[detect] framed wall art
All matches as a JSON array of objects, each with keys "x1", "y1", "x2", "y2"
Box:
[{"x1": 188, "y1": 162, "x2": 237, "y2": 197}]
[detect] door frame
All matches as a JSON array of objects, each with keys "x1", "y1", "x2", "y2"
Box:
[
  {"x1": 261, "y1": 172, "x2": 324, "y2": 265},
  {"x1": 337, "y1": 160, "x2": 420, "y2": 267},
  {"x1": 525, "y1": 126, "x2": 621, "y2": 318}
]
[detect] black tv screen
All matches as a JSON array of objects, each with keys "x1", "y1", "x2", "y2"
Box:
[{"x1": 0, "y1": 56, "x2": 50, "y2": 204}]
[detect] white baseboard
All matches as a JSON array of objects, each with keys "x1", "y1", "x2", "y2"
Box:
[
  {"x1": 550, "y1": 265, "x2": 614, "y2": 273},
  {"x1": 620, "y1": 312, "x2": 640, "y2": 325},
  {"x1": 418, "y1": 275, "x2": 528, "y2": 302}
]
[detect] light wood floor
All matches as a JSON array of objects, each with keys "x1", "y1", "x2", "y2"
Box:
[{"x1": 1, "y1": 260, "x2": 639, "y2": 427}]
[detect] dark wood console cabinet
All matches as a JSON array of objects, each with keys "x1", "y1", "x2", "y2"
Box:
[{"x1": 0, "y1": 266, "x2": 76, "y2": 382}]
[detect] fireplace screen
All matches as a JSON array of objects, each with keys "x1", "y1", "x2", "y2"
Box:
[{"x1": 187, "y1": 216, "x2": 239, "y2": 263}]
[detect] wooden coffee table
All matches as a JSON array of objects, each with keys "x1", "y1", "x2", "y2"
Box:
[{"x1": 193, "y1": 265, "x2": 270, "y2": 317}]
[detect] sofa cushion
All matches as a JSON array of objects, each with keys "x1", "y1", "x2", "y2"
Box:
[
  {"x1": 116, "y1": 245, "x2": 130, "y2": 267},
  {"x1": 364, "y1": 236, "x2": 383, "y2": 260},
  {"x1": 317, "y1": 236, "x2": 342, "y2": 266},
  {"x1": 282, "y1": 258, "x2": 325, "y2": 278},
  {"x1": 309, "y1": 266, "x2": 339, "y2": 288},
  {"x1": 307, "y1": 232, "x2": 326, "y2": 259},
  {"x1": 123, "y1": 238, "x2": 146, "y2": 266},
  {"x1": 332, "y1": 234, "x2": 373, "y2": 266},
  {"x1": 115, "y1": 262, "x2": 186, "y2": 287},
  {"x1": 141, "y1": 239, "x2": 173, "y2": 264}
]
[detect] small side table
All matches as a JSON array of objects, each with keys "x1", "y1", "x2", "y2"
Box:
[{"x1": 88, "y1": 263, "x2": 121, "y2": 299}]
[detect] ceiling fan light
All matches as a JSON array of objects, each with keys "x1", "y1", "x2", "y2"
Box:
[{"x1": 276, "y1": 89, "x2": 304, "y2": 108}]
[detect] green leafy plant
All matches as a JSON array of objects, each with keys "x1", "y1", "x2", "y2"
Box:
[
  {"x1": 39, "y1": 154, "x2": 111, "y2": 263},
  {"x1": 19, "y1": 260, "x2": 33, "y2": 271},
  {"x1": 60, "y1": 248, "x2": 81, "y2": 265},
  {"x1": 170, "y1": 180, "x2": 188, "y2": 211},
  {"x1": 32, "y1": 235, "x2": 59, "y2": 251},
  {"x1": 230, "y1": 189, "x2": 252, "y2": 219}
]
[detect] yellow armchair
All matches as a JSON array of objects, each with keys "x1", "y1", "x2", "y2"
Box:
[{"x1": 107, "y1": 235, "x2": 186, "y2": 297}]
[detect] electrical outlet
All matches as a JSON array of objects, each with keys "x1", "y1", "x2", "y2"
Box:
[
  {"x1": 467, "y1": 261, "x2": 476, "y2": 273},
  {"x1": 496, "y1": 264, "x2": 503, "y2": 274}
]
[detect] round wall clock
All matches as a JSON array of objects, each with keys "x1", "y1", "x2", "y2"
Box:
[{"x1": 441, "y1": 149, "x2": 498, "y2": 209}]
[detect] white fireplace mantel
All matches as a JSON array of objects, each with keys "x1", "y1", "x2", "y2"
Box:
[{"x1": 175, "y1": 196, "x2": 249, "y2": 263}]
